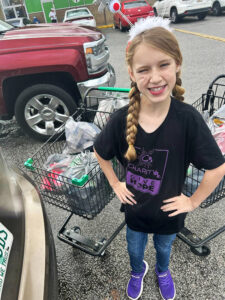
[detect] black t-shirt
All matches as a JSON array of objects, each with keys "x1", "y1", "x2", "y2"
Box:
[{"x1": 94, "y1": 98, "x2": 225, "y2": 234}]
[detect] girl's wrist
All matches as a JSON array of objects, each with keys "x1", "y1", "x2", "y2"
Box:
[
  {"x1": 189, "y1": 197, "x2": 200, "y2": 210},
  {"x1": 110, "y1": 180, "x2": 120, "y2": 188}
]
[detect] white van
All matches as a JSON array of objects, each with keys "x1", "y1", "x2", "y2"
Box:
[{"x1": 153, "y1": 0, "x2": 211, "y2": 23}]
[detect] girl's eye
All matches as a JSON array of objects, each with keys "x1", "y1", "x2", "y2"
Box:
[
  {"x1": 160, "y1": 63, "x2": 170, "y2": 68},
  {"x1": 137, "y1": 69, "x2": 147, "y2": 73}
]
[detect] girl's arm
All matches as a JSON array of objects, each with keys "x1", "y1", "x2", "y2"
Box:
[
  {"x1": 161, "y1": 162, "x2": 225, "y2": 217},
  {"x1": 94, "y1": 148, "x2": 136, "y2": 205}
]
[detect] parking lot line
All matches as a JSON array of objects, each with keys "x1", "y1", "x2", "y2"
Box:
[
  {"x1": 97, "y1": 25, "x2": 225, "y2": 43},
  {"x1": 174, "y1": 28, "x2": 225, "y2": 43}
]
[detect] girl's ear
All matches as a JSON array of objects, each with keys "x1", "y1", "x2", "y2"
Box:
[
  {"x1": 128, "y1": 66, "x2": 136, "y2": 83},
  {"x1": 176, "y1": 64, "x2": 181, "y2": 73}
]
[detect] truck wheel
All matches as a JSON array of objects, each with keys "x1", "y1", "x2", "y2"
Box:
[
  {"x1": 213, "y1": 2, "x2": 221, "y2": 16},
  {"x1": 198, "y1": 12, "x2": 207, "y2": 20},
  {"x1": 170, "y1": 8, "x2": 179, "y2": 23},
  {"x1": 15, "y1": 83, "x2": 77, "y2": 141}
]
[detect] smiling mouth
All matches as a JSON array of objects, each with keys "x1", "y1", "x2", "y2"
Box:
[{"x1": 148, "y1": 85, "x2": 167, "y2": 95}]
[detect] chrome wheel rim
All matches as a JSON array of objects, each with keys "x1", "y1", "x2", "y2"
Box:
[
  {"x1": 171, "y1": 11, "x2": 176, "y2": 22},
  {"x1": 24, "y1": 93, "x2": 70, "y2": 136}
]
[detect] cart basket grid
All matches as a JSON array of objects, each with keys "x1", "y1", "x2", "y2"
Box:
[
  {"x1": 183, "y1": 75, "x2": 225, "y2": 208},
  {"x1": 23, "y1": 107, "x2": 125, "y2": 220}
]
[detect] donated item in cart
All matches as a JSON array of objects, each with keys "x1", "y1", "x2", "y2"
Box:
[
  {"x1": 180, "y1": 74, "x2": 225, "y2": 256},
  {"x1": 23, "y1": 89, "x2": 129, "y2": 256}
]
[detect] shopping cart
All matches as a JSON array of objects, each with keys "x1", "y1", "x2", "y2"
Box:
[
  {"x1": 23, "y1": 89, "x2": 130, "y2": 256},
  {"x1": 23, "y1": 74, "x2": 225, "y2": 257},
  {"x1": 179, "y1": 74, "x2": 225, "y2": 256}
]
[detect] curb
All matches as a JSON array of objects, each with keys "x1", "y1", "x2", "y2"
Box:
[{"x1": 97, "y1": 24, "x2": 114, "y2": 29}]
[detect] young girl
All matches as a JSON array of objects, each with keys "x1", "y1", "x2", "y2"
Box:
[{"x1": 94, "y1": 17, "x2": 225, "y2": 300}]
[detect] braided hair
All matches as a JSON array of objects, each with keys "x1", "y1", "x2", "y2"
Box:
[
  {"x1": 124, "y1": 81, "x2": 140, "y2": 161},
  {"x1": 172, "y1": 72, "x2": 185, "y2": 101},
  {"x1": 124, "y1": 27, "x2": 185, "y2": 161}
]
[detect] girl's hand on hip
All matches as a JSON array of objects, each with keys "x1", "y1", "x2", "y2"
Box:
[
  {"x1": 160, "y1": 193, "x2": 196, "y2": 217},
  {"x1": 112, "y1": 181, "x2": 136, "y2": 205}
]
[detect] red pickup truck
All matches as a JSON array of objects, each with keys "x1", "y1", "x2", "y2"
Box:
[{"x1": 0, "y1": 20, "x2": 115, "y2": 141}]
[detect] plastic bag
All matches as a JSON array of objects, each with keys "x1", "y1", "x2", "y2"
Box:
[
  {"x1": 213, "y1": 123, "x2": 225, "y2": 155},
  {"x1": 205, "y1": 104, "x2": 225, "y2": 133},
  {"x1": 63, "y1": 117, "x2": 101, "y2": 154},
  {"x1": 94, "y1": 97, "x2": 129, "y2": 129},
  {"x1": 65, "y1": 151, "x2": 106, "y2": 216},
  {"x1": 63, "y1": 151, "x2": 99, "y2": 180}
]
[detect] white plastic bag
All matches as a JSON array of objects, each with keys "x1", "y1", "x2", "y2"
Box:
[
  {"x1": 64, "y1": 151, "x2": 99, "y2": 181},
  {"x1": 94, "y1": 97, "x2": 129, "y2": 129},
  {"x1": 63, "y1": 117, "x2": 101, "y2": 154},
  {"x1": 206, "y1": 104, "x2": 225, "y2": 133}
]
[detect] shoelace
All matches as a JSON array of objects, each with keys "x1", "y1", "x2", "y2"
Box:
[
  {"x1": 158, "y1": 272, "x2": 170, "y2": 287},
  {"x1": 131, "y1": 274, "x2": 142, "y2": 288}
]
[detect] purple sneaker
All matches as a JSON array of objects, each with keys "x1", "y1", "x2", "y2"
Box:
[
  {"x1": 127, "y1": 260, "x2": 149, "y2": 300},
  {"x1": 155, "y1": 266, "x2": 176, "y2": 300}
]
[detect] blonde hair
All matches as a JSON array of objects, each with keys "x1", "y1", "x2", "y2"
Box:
[{"x1": 125, "y1": 27, "x2": 185, "y2": 161}]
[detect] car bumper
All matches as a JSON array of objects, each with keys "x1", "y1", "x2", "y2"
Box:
[
  {"x1": 179, "y1": 7, "x2": 210, "y2": 17},
  {"x1": 77, "y1": 63, "x2": 116, "y2": 102}
]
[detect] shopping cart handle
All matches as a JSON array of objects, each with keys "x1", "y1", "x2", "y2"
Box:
[
  {"x1": 24, "y1": 158, "x2": 35, "y2": 171},
  {"x1": 71, "y1": 174, "x2": 89, "y2": 186},
  {"x1": 98, "y1": 87, "x2": 130, "y2": 93}
]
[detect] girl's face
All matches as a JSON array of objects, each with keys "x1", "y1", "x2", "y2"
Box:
[{"x1": 128, "y1": 43, "x2": 180, "y2": 106}]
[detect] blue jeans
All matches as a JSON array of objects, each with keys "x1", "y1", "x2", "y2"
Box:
[{"x1": 126, "y1": 226, "x2": 176, "y2": 273}]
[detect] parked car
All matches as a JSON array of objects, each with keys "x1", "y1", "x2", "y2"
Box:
[
  {"x1": 153, "y1": 0, "x2": 211, "y2": 23},
  {"x1": 0, "y1": 149, "x2": 58, "y2": 299},
  {"x1": 211, "y1": 0, "x2": 225, "y2": 15},
  {"x1": 0, "y1": 20, "x2": 115, "y2": 141},
  {"x1": 63, "y1": 7, "x2": 96, "y2": 27},
  {"x1": 113, "y1": 0, "x2": 154, "y2": 31},
  {"x1": 6, "y1": 17, "x2": 31, "y2": 28}
]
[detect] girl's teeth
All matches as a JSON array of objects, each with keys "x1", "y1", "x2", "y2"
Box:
[{"x1": 150, "y1": 87, "x2": 163, "y2": 91}]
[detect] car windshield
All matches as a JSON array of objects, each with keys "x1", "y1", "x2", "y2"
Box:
[
  {"x1": 67, "y1": 9, "x2": 90, "y2": 18},
  {"x1": 7, "y1": 19, "x2": 20, "y2": 27},
  {"x1": 0, "y1": 19, "x2": 14, "y2": 32},
  {"x1": 124, "y1": 0, "x2": 148, "y2": 8}
]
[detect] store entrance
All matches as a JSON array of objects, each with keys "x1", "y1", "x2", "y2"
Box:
[{"x1": 41, "y1": 0, "x2": 55, "y2": 23}]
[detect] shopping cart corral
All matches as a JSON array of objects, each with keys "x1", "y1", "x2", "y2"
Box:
[{"x1": 23, "y1": 75, "x2": 225, "y2": 257}]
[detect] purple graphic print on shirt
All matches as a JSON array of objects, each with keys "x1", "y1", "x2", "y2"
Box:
[{"x1": 126, "y1": 147, "x2": 169, "y2": 195}]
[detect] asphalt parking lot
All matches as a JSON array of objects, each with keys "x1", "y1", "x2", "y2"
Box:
[{"x1": 1, "y1": 14, "x2": 225, "y2": 300}]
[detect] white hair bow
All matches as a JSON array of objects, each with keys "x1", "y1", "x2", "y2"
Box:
[{"x1": 128, "y1": 17, "x2": 172, "y2": 42}]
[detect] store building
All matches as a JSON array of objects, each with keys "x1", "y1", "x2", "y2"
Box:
[{"x1": 0, "y1": 0, "x2": 114, "y2": 25}]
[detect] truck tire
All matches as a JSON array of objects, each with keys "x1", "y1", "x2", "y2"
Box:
[
  {"x1": 197, "y1": 12, "x2": 207, "y2": 20},
  {"x1": 15, "y1": 83, "x2": 77, "y2": 141},
  {"x1": 170, "y1": 8, "x2": 179, "y2": 23},
  {"x1": 153, "y1": 8, "x2": 158, "y2": 16},
  {"x1": 213, "y1": 2, "x2": 222, "y2": 16}
]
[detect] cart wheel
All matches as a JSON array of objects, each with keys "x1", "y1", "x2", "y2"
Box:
[
  {"x1": 71, "y1": 226, "x2": 81, "y2": 234},
  {"x1": 98, "y1": 238, "x2": 107, "y2": 256},
  {"x1": 190, "y1": 245, "x2": 211, "y2": 256}
]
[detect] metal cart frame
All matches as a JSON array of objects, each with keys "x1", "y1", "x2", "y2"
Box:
[
  {"x1": 178, "y1": 74, "x2": 225, "y2": 256},
  {"x1": 23, "y1": 105, "x2": 128, "y2": 256}
]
